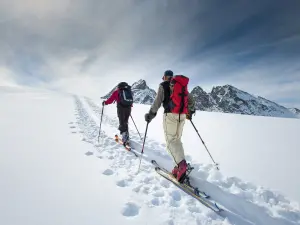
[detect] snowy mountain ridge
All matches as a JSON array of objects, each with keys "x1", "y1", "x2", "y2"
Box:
[
  {"x1": 102, "y1": 80, "x2": 300, "y2": 119},
  {"x1": 200, "y1": 84, "x2": 299, "y2": 119}
]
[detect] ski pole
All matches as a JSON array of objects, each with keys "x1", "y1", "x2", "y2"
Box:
[
  {"x1": 189, "y1": 120, "x2": 219, "y2": 170},
  {"x1": 137, "y1": 122, "x2": 149, "y2": 173},
  {"x1": 98, "y1": 104, "x2": 104, "y2": 143},
  {"x1": 130, "y1": 115, "x2": 142, "y2": 140}
]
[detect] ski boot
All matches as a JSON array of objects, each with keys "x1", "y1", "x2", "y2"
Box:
[
  {"x1": 172, "y1": 160, "x2": 194, "y2": 184},
  {"x1": 121, "y1": 131, "x2": 130, "y2": 146},
  {"x1": 177, "y1": 160, "x2": 187, "y2": 183}
]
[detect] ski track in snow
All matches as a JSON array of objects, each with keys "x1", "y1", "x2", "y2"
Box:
[{"x1": 72, "y1": 95, "x2": 300, "y2": 225}]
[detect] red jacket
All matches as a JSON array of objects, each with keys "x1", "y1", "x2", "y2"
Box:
[
  {"x1": 104, "y1": 88, "x2": 133, "y2": 107},
  {"x1": 104, "y1": 89, "x2": 120, "y2": 105}
]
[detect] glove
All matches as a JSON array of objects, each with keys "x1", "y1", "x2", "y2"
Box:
[
  {"x1": 145, "y1": 111, "x2": 156, "y2": 123},
  {"x1": 186, "y1": 110, "x2": 195, "y2": 120}
]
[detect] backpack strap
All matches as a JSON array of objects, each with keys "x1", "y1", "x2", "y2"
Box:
[{"x1": 160, "y1": 81, "x2": 171, "y2": 113}]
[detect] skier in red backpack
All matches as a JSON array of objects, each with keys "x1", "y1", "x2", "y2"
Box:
[
  {"x1": 145, "y1": 70, "x2": 195, "y2": 182},
  {"x1": 102, "y1": 82, "x2": 133, "y2": 145}
]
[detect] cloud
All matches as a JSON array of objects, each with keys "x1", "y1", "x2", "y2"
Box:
[
  {"x1": 0, "y1": 67, "x2": 20, "y2": 87},
  {"x1": 0, "y1": 0, "x2": 299, "y2": 107}
]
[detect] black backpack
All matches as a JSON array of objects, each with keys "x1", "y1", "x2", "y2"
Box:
[{"x1": 117, "y1": 82, "x2": 133, "y2": 107}]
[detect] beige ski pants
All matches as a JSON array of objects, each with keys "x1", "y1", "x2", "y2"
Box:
[{"x1": 163, "y1": 113, "x2": 186, "y2": 165}]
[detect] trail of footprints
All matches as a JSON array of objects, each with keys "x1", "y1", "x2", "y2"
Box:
[
  {"x1": 70, "y1": 95, "x2": 300, "y2": 224},
  {"x1": 73, "y1": 96, "x2": 208, "y2": 222},
  {"x1": 68, "y1": 121, "x2": 78, "y2": 134},
  {"x1": 84, "y1": 96, "x2": 170, "y2": 160}
]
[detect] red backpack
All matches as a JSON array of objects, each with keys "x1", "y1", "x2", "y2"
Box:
[{"x1": 169, "y1": 75, "x2": 189, "y2": 114}]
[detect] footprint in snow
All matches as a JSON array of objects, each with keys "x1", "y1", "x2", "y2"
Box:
[
  {"x1": 82, "y1": 138, "x2": 93, "y2": 144},
  {"x1": 188, "y1": 205, "x2": 200, "y2": 213},
  {"x1": 152, "y1": 190, "x2": 165, "y2": 198},
  {"x1": 150, "y1": 197, "x2": 161, "y2": 206},
  {"x1": 121, "y1": 202, "x2": 140, "y2": 217},
  {"x1": 160, "y1": 179, "x2": 170, "y2": 188},
  {"x1": 142, "y1": 176, "x2": 155, "y2": 184},
  {"x1": 166, "y1": 219, "x2": 174, "y2": 225},
  {"x1": 170, "y1": 190, "x2": 181, "y2": 201},
  {"x1": 168, "y1": 190, "x2": 181, "y2": 208},
  {"x1": 102, "y1": 169, "x2": 114, "y2": 176},
  {"x1": 168, "y1": 199, "x2": 180, "y2": 208},
  {"x1": 116, "y1": 180, "x2": 128, "y2": 187},
  {"x1": 141, "y1": 186, "x2": 151, "y2": 194},
  {"x1": 132, "y1": 184, "x2": 142, "y2": 193},
  {"x1": 108, "y1": 155, "x2": 114, "y2": 160},
  {"x1": 152, "y1": 185, "x2": 160, "y2": 191},
  {"x1": 68, "y1": 122, "x2": 74, "y2": 124},
  {"x1": 116, "y1": 178, "x2": 132, "y2": 187},
  {"x1": 70, "y1": 126, "x2": 76, "y2": 129},
  {"x1": 85, "y1": 151, "x2": 93, "y2": 156}
]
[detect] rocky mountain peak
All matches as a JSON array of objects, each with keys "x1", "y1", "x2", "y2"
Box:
[
  {"x1": 132, "y1": 79, "x2": 147, "y2": 90},
  {"x1": 190, "y1": 86, "x2": 213, "y2": 110},
  {"x1": 191, "y1": 86, "x2": 206, "y2": 94},
  {"x1": 211, "y1": 84, "x2": 240, "y2": 96}
]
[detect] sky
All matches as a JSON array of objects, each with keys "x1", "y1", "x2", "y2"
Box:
[{"x1": 0, "y1": 0, "x2": 300, "y2": 108}]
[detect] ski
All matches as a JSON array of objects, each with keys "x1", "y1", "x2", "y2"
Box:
[
  {"x1": 151, "y1": 160, "x2": 222, "y2": 213},
  {"x1": 114, "y1": 135, "x2": 138, "y2": 157},
  {"x1": 152, "y1": 160, "x2": 209, "y2": 198}
]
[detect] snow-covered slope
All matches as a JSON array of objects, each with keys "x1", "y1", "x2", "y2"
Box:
[
  {"x1": 1, "y1": 86, "x2": 300, "y2": 225},
  {"x1": 101, "y1": 79, "x2": 156, "y2": 105}
]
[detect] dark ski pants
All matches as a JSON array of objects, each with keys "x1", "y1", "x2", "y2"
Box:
[{"x1": 117, "y1": 106, "x2": 131, "y2": 134}]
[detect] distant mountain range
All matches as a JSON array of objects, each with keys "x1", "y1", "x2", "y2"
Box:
[{"x1": 101, "y1": 79, "x2": 300, "y2": 119}]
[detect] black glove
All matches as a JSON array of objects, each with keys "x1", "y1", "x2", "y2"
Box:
[
  {"x1": 186, "y1": 110, "x2": 195, "y2": 120},
  {"x1": 145, "y1": 111, "x2": 156, "y2": 123},
  {"x1": 102, "y1": 101, "x2": 106, "y2": 106}
]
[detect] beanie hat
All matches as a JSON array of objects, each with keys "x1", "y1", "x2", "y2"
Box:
[{"x1": 164, "y1": 70, "x2": 173, "y2": 77}]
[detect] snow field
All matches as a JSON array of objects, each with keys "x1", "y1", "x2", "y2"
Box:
[
  {"x1": 78, "y1": 95, "x2": 300, "y2": 225},
  {"x1": 1, "y1": 88, "x2": 299, "y2": 225},
  {"x1": 0, "y1": 92, "x2": 137, "y2": 225},
  {"x1": 76, "y1": 96, "x2": 227, "y2": 224}
]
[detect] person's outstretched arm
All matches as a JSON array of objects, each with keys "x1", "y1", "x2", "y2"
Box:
[{"x1": 104, "y1": 90, "x2": 119, "y2": 105}]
